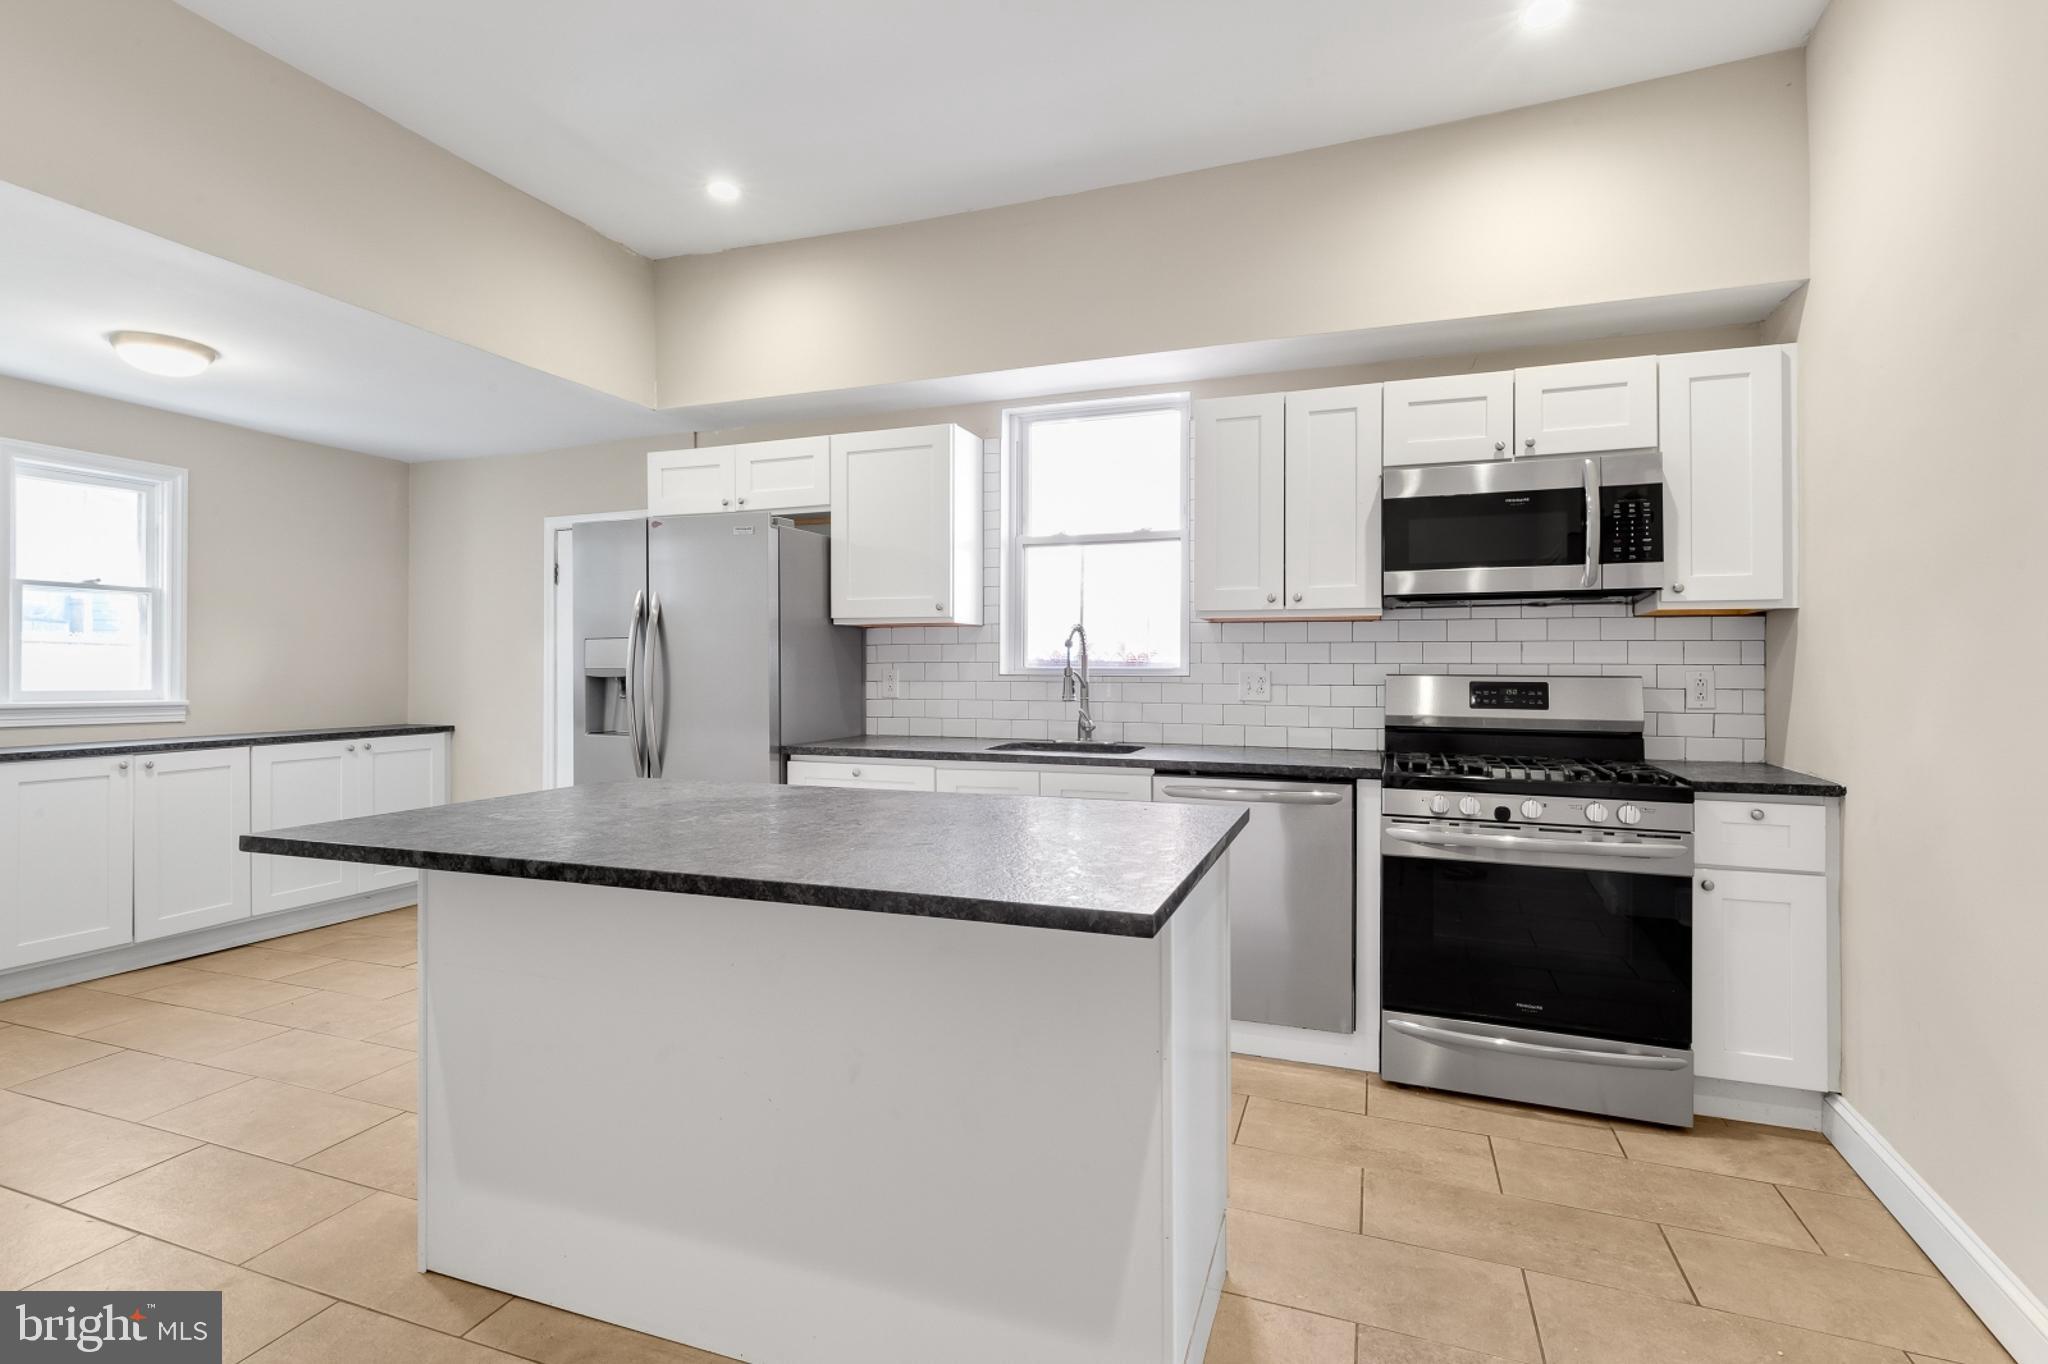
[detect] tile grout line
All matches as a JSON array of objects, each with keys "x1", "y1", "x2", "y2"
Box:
[
  {"x1": 1522, "y1": 1267, "x2": 1550, "y2": 1364},
  {"x1": 1659, "y1": 1222, "x2": 1703, "y2": 1305},
  {"x1": 1769, "y1": 1181, "x2": 1830, "y2": 1256}
]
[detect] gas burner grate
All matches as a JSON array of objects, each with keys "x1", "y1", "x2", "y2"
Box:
[{"x1": 1389, "y1": 752, "x2": 1689, "y2": 786}]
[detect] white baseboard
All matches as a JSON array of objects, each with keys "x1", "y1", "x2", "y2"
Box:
[
  {"x1": 1824, "y1": 1095, "x2": 2048, "y2": 1364},
  {"x1": 1694, "y1": 1076, "x2": 1825, "y2": 1131},
  {"x1": 0, "y1": 887, "x2": 417, "y2": 1001}
]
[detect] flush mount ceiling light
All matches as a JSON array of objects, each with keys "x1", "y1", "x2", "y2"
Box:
[
  {"x1": 107, "y1": 330, "x2": 219, "y2": 378},
  {"x1": 705, "y1": 178, "x2": 742, "y2": 204},
  {"x1": 1520, "y1": 0, "x2": 1572, "y2": 30}
]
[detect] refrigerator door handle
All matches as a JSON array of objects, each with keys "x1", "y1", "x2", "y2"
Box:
[
  {"x1": 626, "y1": 589, "x2": 648, "y2": 777},
  {"x1": 644, "y1": 592, "x2": 667, "y2": 778}
]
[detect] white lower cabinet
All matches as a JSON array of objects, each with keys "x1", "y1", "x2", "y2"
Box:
[
  {"x1": 785, "y1": 760, "x2": 937, "y2": 791},
  {"x1": 1037, "y1": 770, "x2": 1152, "y2": 802},
  {"x1": 355, "y1": 734, "x2": 448, "y2": 895},
  {"x1": 933, "y1": 768, "x2": 1041, "y2": 796},
  {"x1": 135, "y1": 747, "x2": 251, "y2": 941},
  {"x1": 787, "y1": 758, "x2": 1150, "y2": 802},
  {"x1": 0, "y1": 756, "x2": 135, "y2": 969},
  {"x1": 1693, "y1": 867, "x2": 1831, "y2": 1091},
  {"x1": 252, "y1": 740, "x2": 359, "y2": 914}
]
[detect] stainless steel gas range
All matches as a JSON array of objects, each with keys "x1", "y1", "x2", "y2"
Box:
[{"x1": 1379, "y1": 674, "x2": 1696, "y2": 1127}]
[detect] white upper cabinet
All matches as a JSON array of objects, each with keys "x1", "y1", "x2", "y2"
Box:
[
  {"x1": 1192, "y1": 395, "x2": 1285, "y2": 615},
  {"x1": 1284, "y1": 385, "x2": 1382, "y2": 614},
  {"x1": 251, "y1": 740, "x2": 359, "y2": 915},
  {"x1": 830, "y1": 425, "x2": 983, "y2": 626},
  {"x1": 1383, "y1": 371, "x2": 1513, "y2": 467},
  {"x1": 355, "y1": 733, "x2": 448, "y2": 895},
  {"x1": 0, "y1": 756, "x2": 134, "y2": 968},
  {"x1": 1654, "y1": 345, "x2": 1795, "y2": 610},
  {"x1": 648, "y1": 438, "x2": 831, "y2": 516},
  {"x1": 1514, "y1": 357, "x2": 1658, "y2": 457},
  {"x1": 134, "y1": 746, "x2": 251, "y2": 942}
]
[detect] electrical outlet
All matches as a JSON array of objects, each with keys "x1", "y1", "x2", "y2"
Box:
[
  {"x1": 1237, "y1": 665, "x2": 1271, "y2": 703},
  {"x1": 882, "y1": 664, "x2": 902, "y2": 699},
  {"x1": 1685, "y1": 667, "x2": 1715, "y2": 710}
]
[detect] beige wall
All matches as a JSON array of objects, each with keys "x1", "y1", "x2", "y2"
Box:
[
  {"x1": 0, "y1": 0, "x2": 655, "y2": 406},
  {"x1": 417, "y1": 324, "x2": 1758, "y2": 802},
  {"x1": 1782, "y1": 0, "x2": 2048, "y2": 1297},
  {"x1": 1, "y1": 375, "x2": 409, "y2": 749},
  {"x1": 654, "y1": 52, "x2": 1807, "y2": 410}
]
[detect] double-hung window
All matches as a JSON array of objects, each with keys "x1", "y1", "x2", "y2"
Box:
[
  {"x1": 1, "y1": 439, "x2": 187, "y2": 725},
  {"x1": 1001, "y1": 396, "x2": 1188, "y2": 675}
]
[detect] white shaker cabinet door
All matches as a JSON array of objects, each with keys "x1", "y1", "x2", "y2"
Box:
[
  {"x1": 647, "y1": 448, "x2": 735, "y2": 515},
  {"x1": 1383, "y1": 371, "x2": 1513, "y2": 467},
  {"x1": 1692, "y1": 868, "x2": 1831, "y2": 1091},
  {"x1": 1192, "y1": 394, "x2": 1285, "y2": 615},
  {"x1": 250, "y1": 740, "x2": 359, "y2": 915},
  {"x1": 830, "y1": 425, "x2": 981, "y2": 625},
  {"x1": 134, "y1": 746, "x2": 251, "y2": 942},
  {"x1": 1514, "y1": 357, "x2": 1658, "y2": 457},
  {"x1": 0, "y1": 756, "x2": 134, "y2": 968},
  {"x1": 1284, "y1": 385, "x2": 1382, "y2": 614},
  {"x1": 354, "y1": 734, "x2": 448, "y2": 895},
  {"x1": 1656, "y1": 345, "x2": 1794, "y2": 609},
  {"x1": 731, "y1": 436, "x2": 830, "y2": 512}
]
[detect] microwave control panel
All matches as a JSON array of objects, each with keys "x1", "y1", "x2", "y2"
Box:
[{"x1": 1601, "y1": 484, "x2": 1663, "y2": 564}]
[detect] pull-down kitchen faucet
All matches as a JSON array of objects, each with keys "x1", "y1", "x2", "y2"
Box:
[{"x1": 1061, "y1": 623, "x2": 1095, "y2": 740}]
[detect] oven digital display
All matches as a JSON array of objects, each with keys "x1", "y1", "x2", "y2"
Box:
[{"x1": 1469, "y1": 682, "x2": 1549, "y2": 710}]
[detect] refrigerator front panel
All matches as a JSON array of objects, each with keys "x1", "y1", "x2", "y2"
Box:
[
  {"x1": 777, "y1": 525, "x2": 866, "y2": 751},
  {"x1": 647, "y1": 514, "x2": 779, "y2": 783},
  {"x1": 572, "y1": 518, "x2": 647, "y2": 785}
]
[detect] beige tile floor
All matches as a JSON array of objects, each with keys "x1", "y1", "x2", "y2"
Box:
[{"x1": 0, "y1": 907, "x2": 2014, "y2": 1364}]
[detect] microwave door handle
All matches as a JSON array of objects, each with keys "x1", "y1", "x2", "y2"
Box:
[
  {"x1": 1385, "y1": 1017, "x2": 1690, "y2": 1071},
  {"x1": 1581, "y1": 457, "x2": 1600, "y2": 590}
]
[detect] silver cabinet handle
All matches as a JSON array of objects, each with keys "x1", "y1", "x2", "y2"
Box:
[
  {"x1": 1266, "y1": 593, "x2": 1277, "y2": 603},
  {"x1": 117, "y1": 759, "x2": 129, "y2": 770},
  {"x1": 1524, "y1": 436, "x2": 1536, "y2": 449},
  {"x1": 1672, "y1": 583, "x2": 1686, "y2": 594},
  {"x1": 1700, "y1": 878, "x2": 1715, "y2": 891},
  {"x1": 850, "y1": 768, "x2": 863, "y2": 777},
  {"x1": 1493, "y1": 440, "x2": 1505, "y2": 452},
  {"x1": 1386, "y1": 1017, "x2": 1688, "y2": 1071},
  {"x1": 363, "y1": 742, "x2": 373, "y2": 751},
  {"x1": 720, "y1": 498, "x2": 730, "y2": 507},
  {"x1": 344, "y1": 744, "x2": 355, "y2": 752},
  {"x1": 143, "y1": 760, "x2": 154, "y2": 771},
  {"x1": 737, "y1": 496, "x2": 747, "y2": 505},
  {"x1": 1749, "y1": 808, "x2": 1765, "y2": 821},
  {"x1": 935, "y1": 603, "x2": 945, "y2": 612},
  {"x1": 1292, "y1": 592, "x2": 1303, "y2": 602},
  {"x1": 1160, "y1": 784, "x2": 1346, "y2": 805}
]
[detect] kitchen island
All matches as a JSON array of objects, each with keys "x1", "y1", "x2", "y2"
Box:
[{"x1": 244, "y1": 779, "x2": 1246, "y2": 1364}]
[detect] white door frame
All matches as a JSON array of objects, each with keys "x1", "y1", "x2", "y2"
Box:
[{"x1": 539, "y1": 509, "x2": 648, "y2": 791}]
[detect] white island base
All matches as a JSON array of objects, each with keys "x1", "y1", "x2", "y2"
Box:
[{"x1": 416, "y1": 866, "x2": 1230, "y2": 1364}]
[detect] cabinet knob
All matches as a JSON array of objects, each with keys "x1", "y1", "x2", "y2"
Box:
[
  {"x1": 721, "y1": 498, "x2": 730, "y2": 507},
  {"x1": 1524, "y1": 437, "x2": 1536, "y2": 449},
  {"x1": 1700, "y1": 878, "x2": 1715, "y2": 892},
  {"x1": 1750, "y1": 807, "x2": 1765, "y2": 821},
  {"x1": 1266, "y1": 593, "x2": 1277, "y2": 603},
  {"x1": 117, "y1": 759, "x2": 129, "y2": 771},
  {"x1": 1292, "y1": 592, "x2": 1303, "y2": 602},
  {"x1": 363, "y1": 742, "x2": 373, "y2": 751},
  {"x1": 143, "y1": 760, "x2": 154, "y2": 771},
  {"x1": 850, "y1": 768, "x2": 862, "y2": 777},
  {"x1": 1672, "y1": 583, "x2": 1686, "y2": 595},
  {"x1": 345, "y1": 744, "x2": 356, "y2": 752},
  {"x1": 935, "y1": 602, "x2": 945, "y2": 612},
  {"x1": 737, "y1": 497, "x2": 746, "y2": 505},
  {"x1": 1494, "y1": 440, "x2": 1505, "y2": 452}
]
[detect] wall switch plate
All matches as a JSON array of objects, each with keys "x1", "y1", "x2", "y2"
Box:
[
  {"x1": 1238, "y1": 665, "x2": 1271, "y2": 703},
  {"x1": 1685, "y1": 667, "x2": 1715, "y2": 710},
  {"x1": 882, "y1": 664, "x2": 902, "y2": 699}
]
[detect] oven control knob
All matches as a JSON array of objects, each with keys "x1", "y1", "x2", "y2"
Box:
[
  {"x1": 1617, "y1": 803, "x2": 1643, "y2": 825},
  {"x1": 1458, "y1": 797, "x2": 1483, "y2": 817},
  {"x1": 1428, "y1": 794, "x2": 1451, "y2": 815},
  {"x1": 1520, "y1": 799, "x2": 1544, "y2": 819},
  {"x1": 1585, "y1": 802, "x2": 1610, "y2": 823}
]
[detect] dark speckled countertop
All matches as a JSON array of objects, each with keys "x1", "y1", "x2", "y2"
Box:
[
  {"x1": 1652, "y1": 761, "x2": 1845, "y2": 798},
  {"x1": 242, "y1": 779, "x2": 1247, "y2": 938},
  {"x1": 0, "y1": 723, "x2": 453, "y2": 763}
]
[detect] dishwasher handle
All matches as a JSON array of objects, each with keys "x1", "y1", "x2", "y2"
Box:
[{"x1": 1157, "y1": 784, "x2": 1347, "y2": 805}]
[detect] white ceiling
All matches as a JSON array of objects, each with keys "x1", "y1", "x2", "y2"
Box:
[
  {"x1": 0, "y1": 183, "x2": 690, "y2": 461},
  {"x1": 172, "y1": 0, "x2": 1826, "y2": 258}
]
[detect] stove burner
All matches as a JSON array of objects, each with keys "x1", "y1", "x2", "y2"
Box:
[{"x1": 1389, "y1": 752, "x2": 1689, "y2": 787}]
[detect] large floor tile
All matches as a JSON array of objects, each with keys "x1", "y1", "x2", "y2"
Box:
[
  {"x1": 68, "y1": 1144, "x2": 371, "y2": 1264},
  {"x1": 1665, "y1": 1228, "x2": 2012, "y2": 1364},
  {"x1": 1355, "y1": 1324, "x2": 1522, "y2": 1363},
  {"x1": 140, "y1": 975, "x2": 319, "y2": 1018},
  {"x1": 299, "y1": 1113, "x2": 416, "y2": 1196},
  {"x1": 205, "y1": 1029, "x2": 414, "y2": 1092},
  {"x1": 1781, "y1": 1185, "x2": 1939, "y2": 1276},
  {"x1": 81, "y1": 1003, "x2": 289, "y2": 1063},
  {"x1": 1237, "y1": 1097, "x2": 1498, "y2": 1192},
  {"x1": 0, "y1": 986, "x2": 162, "y2": 1036},
  {"x1": 31, "y1": 1235, "x2": 331, "y2": 1363},
  {"x1": 1232, "y1": 1055, "x2": 1371, "y2": 1114},
  {"x1": 336, "y1": 1059, "x2": 416, "y2": 1111},
  {"x1": 1367, "y1": 1083, "x2": 1623, "y2": 1156},
  {"x1": 1492, "y1": 1136, "x2": 1818, "y2": 1250},
  {"x1": 0, "y1": 1187, "x2": 132, "y2": 1288},
  {"x1": 364, "y1": 1020, "x2": 418, "y2": 1051},
  {"x1": 186, "y1": 945, "x2": 341, "y2": 980},
  {"x1": 1202, "y1": 1292, "x2": 1355, "y2": 1364},
  {"x1": 302, "y1": 934, "x2": 417, "y2": 968},
  {"x1": 249, "y1": 1302, "x2": 525, "y2": 1363},
  {"x1": 1357, "y1": 1167, "x2": 1692, "y2": 1302},
  {"x1": 466, "y1": 1297, "x2": 739, "y2": 1363},
  {"x1": 1224, "y1": 1208, "x2": 1541, "y2": 1363},
  {"x1": 78, "y1": 963, "x2": 217, "y2": 996},
  {"x1": 246, "y1": 990, "x2": 416, "y2": 1041},
  {"x1": 1615, "y1": 1116, "x2": 1870, "y2": 1198},
  {"x1": 0, "y1": 1023, "x2": 117, "y2": 1086},
  {"x1": 248, "y1": 1191, "x2": 507, "y2": 1334},
  {"x1": 0, "y1": 1090, "x2": 198, "y2": 1201},
  {"x1": 14, "y1": 1049, "x2": 248, "y2": 1120},
  {"x1": 1527, "y1": 1270, "x2": 1912, "y2": 1364},
  {"x1": 148, "y1": 1078, "x2": 397, "y2": 1164},
  {"x1": 1229, "y1": 1143, "x2": 1362, "y2": 1232},
  {"x1": 273, "y1": 960, "x2": 415, "y2": 999}
]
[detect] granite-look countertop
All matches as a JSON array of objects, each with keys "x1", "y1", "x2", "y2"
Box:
[
  {"x1": 242, "y1": 779, "x2": 1247, "y2": 938},
  {"x1": 0, "y1": 723, "x2": 454, "y2": 764},
  {"x1": 1652, "y1": 761, "x2": 1846, "y2": 798},
  {"x1": 784, "y1": 734, "x2": 1382, "y2": 782}
]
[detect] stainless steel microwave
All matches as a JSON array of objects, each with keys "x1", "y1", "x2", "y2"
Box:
[{"x1": 1382, "y1": 451, "x2": 1663, "y2": 603}]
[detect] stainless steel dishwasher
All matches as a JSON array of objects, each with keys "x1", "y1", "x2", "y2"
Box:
[{"x1": 1151, "y1": 776, "x2": 1355, "y2": 1033}]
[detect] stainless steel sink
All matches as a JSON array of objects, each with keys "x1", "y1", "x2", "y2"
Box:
[{"x1": 988, "y1": 740, "x2": 1146, "y2": 755}]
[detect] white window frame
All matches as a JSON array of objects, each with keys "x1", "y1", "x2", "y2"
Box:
[
  {"x1": 999, "y1": 393, "x2": 1190, "y2": 678},
  {"x1": 1, "y1": 438, "x2": 188, "y2": 726}
]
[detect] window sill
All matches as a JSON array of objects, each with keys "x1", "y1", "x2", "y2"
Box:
[{"x1": 0, "y1": 699, "x2": 190, "y2": 729}]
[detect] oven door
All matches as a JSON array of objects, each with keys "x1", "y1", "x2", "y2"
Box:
[
  {"x1": 1379, "y1": 820, "x2": 1692, "y2": 1048},
  {"x1": 1383, "y1": 457, "x2": 1598, "y2": 599}
]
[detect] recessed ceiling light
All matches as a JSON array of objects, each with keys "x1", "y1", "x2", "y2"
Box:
[
  {"x1": 705, "y1": 178, "x2": 742, "y2": 204},
  {"x1": 1520, "y1": 0, "x2": 1571, "y2": 30},
  {"x1": 107, "y1": 330, "x2": 219, "y2": 378}
]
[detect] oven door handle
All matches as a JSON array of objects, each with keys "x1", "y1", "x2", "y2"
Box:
[
  {"x1": 1386, "y1": 1017, "x2": 1689, "y2": 1071},
  {"x1": 1384, "y1": 824, "x2": 1687, "y2": 861},
  {"x1": 1581, "y1": 457, "x2": 1600, "y2": 590}
]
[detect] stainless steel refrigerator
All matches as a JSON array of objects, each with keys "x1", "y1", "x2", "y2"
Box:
[{"x1": 572, "y1": 513, "x2": 864, "y2": 785}]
